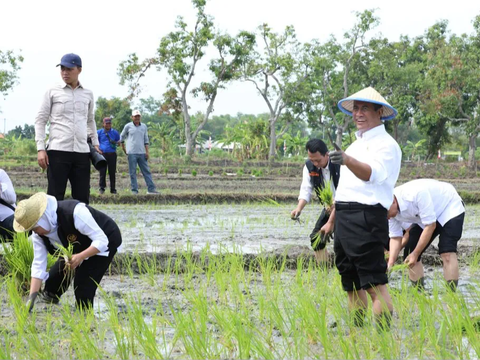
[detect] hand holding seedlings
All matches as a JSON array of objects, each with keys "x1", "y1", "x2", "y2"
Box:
[
  {"x1": 67, "y1": 253, "x2": 84, "y2": 270},
  {"x1": 26, "y1": 291, "x2": 39, "y2": 313}
]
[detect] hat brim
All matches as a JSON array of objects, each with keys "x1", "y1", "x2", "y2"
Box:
[
  {"x1": 13, "y1": 192, "x2": 48, "y2": 232},
  {"x1": 338, "y1": 97, "x2": 398, "y2": 120},
  {"x1": 56, "y1": 62, "x2": 81, "y2": 68}
]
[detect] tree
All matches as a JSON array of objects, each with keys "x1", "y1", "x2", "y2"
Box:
[
  {"x1": 242, "y1": 24, "x2": 315, "y2": 162},
  {"x1": 95, "y1": 96, "x2": 132, "y2": 131},
  {"x1": 0, "y1": 50, "x2": 23, "y2": 99},
  {"x1": 118, "y1": 0, "x2": 255, "y2": 156},
  {"x1": 310, "y1": 10, "x2": 380, "y2": 146},
  {"x1": 7, "y1": 124, "x2": 34, "y2": 139}
]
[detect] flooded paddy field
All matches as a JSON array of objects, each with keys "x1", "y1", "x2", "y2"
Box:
[{"x1": 1, "y1": 203, "x2": 480, "y2": 359}]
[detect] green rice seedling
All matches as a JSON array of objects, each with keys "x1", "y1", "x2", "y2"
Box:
[
  {"x1": 55, "y1": 243, "x2": 76, "y2": 286},
  {"x1": 2, "y1": 232, "x2": 56, "y2": 292},
  {"x1": 315, "y1": 179, "x2": 334, "y2": 208}
]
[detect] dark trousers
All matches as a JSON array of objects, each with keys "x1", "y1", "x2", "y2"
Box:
[
  {"x1": 47, "y1": 150, "x2": 91, "y2": 205},
  {"x1": 99, "y1": 152, "x2": 117, "y2": 192},
  {"x1": 44, "y1": 226, "x2": 122, "y2": 309},
  {"x1": 0, "y1": 214, "x2": 14, "y2": 242}
]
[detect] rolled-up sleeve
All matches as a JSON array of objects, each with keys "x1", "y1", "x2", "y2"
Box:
[
  {"x1": 0, "y1": 170, "x2": 16, "y2": 204},
  {"x1": 31, "y1": 233, "x2": 50, "y2": 281},
  {"x1": 298, "y1": 165, "x2": 313, "y2": 203},
  {"x1": 388, "y1": 218, "x2": 403, "y2": 238},
  {"x1": 73, "y1": 203, "x2": 109, "y2": 255},
  {"x1": 34, "y1": 90, "x2": 52, "y2": 151}
]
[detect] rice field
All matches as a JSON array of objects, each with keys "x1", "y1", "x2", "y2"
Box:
[{"x1": 1, "y1": 203, "x2": 479, "y2": 359}]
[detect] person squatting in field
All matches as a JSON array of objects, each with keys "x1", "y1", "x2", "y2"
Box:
[
  {"x1": 291, "y1": 139, "x2": 340, "y2": 265},
  {"x1": 387, "y1": 179, "x2": 465, "y2": 292},
  {"x1": 326, "y1": 87, "x2": 402, "y2": 331},
  {"x1": 13, "y1": 192, "x2": 122, "y2": 311}
]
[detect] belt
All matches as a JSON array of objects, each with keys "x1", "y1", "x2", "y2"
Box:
[{"x1": 335, "y1": 202, "x2": 384, "y2": 210}]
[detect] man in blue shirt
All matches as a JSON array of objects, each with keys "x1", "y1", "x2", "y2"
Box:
[
  {"x1": 97, "y1": 118, "x2": 120, "y2": 194},
  {"x1": 120, "y1": 110, "x2": 158, "y2": 194}
]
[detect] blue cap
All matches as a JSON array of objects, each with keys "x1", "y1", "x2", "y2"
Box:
[{"x1": 56, "y1": 53, "x2": 82, "y2": 68}]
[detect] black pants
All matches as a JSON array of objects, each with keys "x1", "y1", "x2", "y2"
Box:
[
  {"x1": 0, "y1": 214, "x2": 14, "y2": 242},
  {"x1": 309, "y1": 208, "x2": 331, "y2": 251},
  {"x1": 47, "y1": 150, "x2": 91, "y2": 205},
  {"x1": 44, "y1": 226, "x2": 122, "y2": 309},
  {"x1": 99, "y1": 152, "x2": 117, "y2": 192},
  {"x1": 334, "y1": 202, "x2": 389, "y2": 291}
]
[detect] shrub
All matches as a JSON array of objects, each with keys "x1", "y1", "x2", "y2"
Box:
[
  {"x1": 208, "y1": 170, "x2": 214, "y2": 176},
  {"x1": 178, "y1": 169, "x2": 183, "y2": 176},
  {"x1": 192, "y1": 169, "x2": 197, "y2": 177}
]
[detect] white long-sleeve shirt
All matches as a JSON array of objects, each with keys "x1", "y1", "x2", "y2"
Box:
[
  {"x1": 335, "y1": 124, "x2": 402, "y2": 210},
  {"x1": 388, "y1": 179, "x2": 465, "y2": 238},
  {"x1": 298, "y1": 163, "x2": 335, "y2": 203},
  {"x1": 35, "y1": 82, "x2": 99, "y2": 152},
  {"x1": 0, "y1": 169, "x2": 16, "y2": 221},
  {"x1": 31, "y1": 203, "x2": 109, "y2": 281}
]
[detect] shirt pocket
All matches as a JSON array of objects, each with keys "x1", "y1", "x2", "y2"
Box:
[
  {"x1": 74, "y1": 98, "x2": 89, "y2": 116},
  {"x1": 51, "y1": 96, "x2": 69, "y2": 116}
]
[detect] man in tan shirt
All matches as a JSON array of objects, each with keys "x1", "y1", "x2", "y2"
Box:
[{"x1": 35, "y1": 53, "x2": 99, "y2": 204}]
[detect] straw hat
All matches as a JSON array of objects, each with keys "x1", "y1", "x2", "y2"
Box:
[
  {"x1": 13, "y1": 192, "x2": 48, "y2": 232},
  {"x1": 338, "y1": 87, "x2": 398, "y2": 120}
]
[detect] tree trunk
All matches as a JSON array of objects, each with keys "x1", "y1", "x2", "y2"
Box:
[
  {"x1": 468, "y1": 133, "x2": 477, "y2": 170},
  {"x1": 268, "y1": 122, "x2": 277, "y2": 163}
]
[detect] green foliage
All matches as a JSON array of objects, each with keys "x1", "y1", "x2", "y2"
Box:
[
  {"x1": 208, "y1": 170, "x2": 214, "y2": 176},
  {"x1": 178, "y1": 168, "x2": 183, "y2": 176},
  {"x1": 95, "y1": 96, "x2": 132, "y2": 130},
  {"x1": 192, "y1": 169, "x2": 197, "y2": 177},
  {"x1": 315, "y1": 180, "x2": 334, "y2": 208},
  {"x1": 0, "y1": 49, "x2": 24, "y2": 97},
  {"x1": 2, "y1": 232, "x2": 56, "y2": 292},
  {"x1": 6, "y1": 124, "x2": 35, "y2": 139}
]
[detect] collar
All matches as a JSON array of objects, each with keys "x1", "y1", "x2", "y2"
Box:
[
  {"x1": 62, "y1": 81, "x2": 83, "y2": 90},
  {"x1": 133, "y1": 122, "x2": 141, "y2": 127},
  {"x1": 355, "y1": 124, "x2": 385, "y2": 140}
]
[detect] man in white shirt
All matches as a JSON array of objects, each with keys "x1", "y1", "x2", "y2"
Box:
[
  {"x1": 387, "y1": 179, "x2": 465, "y2": 291},
  {"x1": 291, "y1": 139, "x2": 340, "y2": 264},
  {"x1": 35, "y1": 53, "x2": 100, "y2": 205},
  {"x1": 328, "y1": 87, "x2": 402, "y2": 330},
  {"x1": 0, "y1": 169, "x2": 17, "y2": 241}
]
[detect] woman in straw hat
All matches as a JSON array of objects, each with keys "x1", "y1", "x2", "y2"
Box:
[
  {"x1": 323, "y1": 86, "x2": 402, "y2": 331},
  {"x1": 14, "y1": 192, "x2": 122, "y2": 311}
]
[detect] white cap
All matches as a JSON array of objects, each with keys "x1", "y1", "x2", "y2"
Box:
[{"x1": 132, "y1": 109, "x2": 141, "y2": 116}]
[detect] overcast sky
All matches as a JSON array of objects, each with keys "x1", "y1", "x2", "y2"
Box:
[{"x1": 1, "y1": 0, "x2": 479, "y2": 133}]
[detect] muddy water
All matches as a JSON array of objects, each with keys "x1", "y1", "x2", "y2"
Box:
[
  {"x1": 101, "y1": 203, "x2": 480, "y2": 258},
  {"x1": 104, "y1": 203, "x2": 321, "y2": 255}
]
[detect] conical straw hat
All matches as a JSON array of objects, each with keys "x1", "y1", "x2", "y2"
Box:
[
  {"x1": 338, "y1": 87, "x2": 398, "y2": 120},
  {"x1": 13, "y1": 192, "x2": 48, "y2": 232}
]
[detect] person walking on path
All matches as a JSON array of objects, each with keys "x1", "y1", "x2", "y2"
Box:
[
  {"x1": 327, "y1": 87, "x2": 402, "y2": 330},
  {"x1": 35, "y1": 53, "x2": 100, "y2": 205},
  {"x1": 120, "y1": 109, "x2": 158, "y2": 194},
  {"x1": 291, "y1": 139, "x2": 340, "y2": 265},
  {"x1": 97, "y1": 117, "x2": 120, "y2": 194},
  {"x1": 14, "y1": 192, "x2": 122, "y2": 311},
  {"x1": 387, "y1": 179, "x2": 465, "y2": 291}
]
